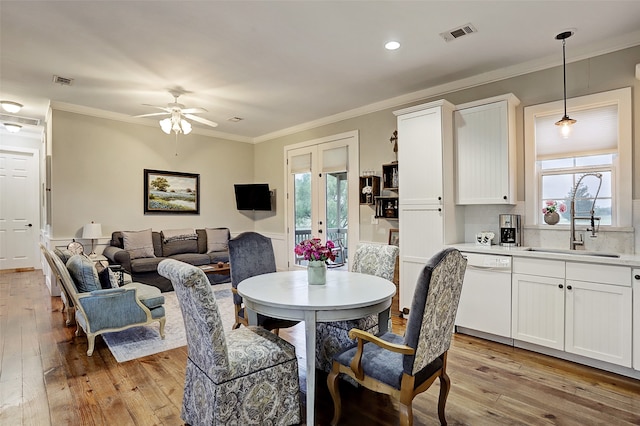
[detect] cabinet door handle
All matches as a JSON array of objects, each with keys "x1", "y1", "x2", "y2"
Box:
[
  {"x1": 503, "y1": 196, "x2": 507, "y2": 200},
  {"x1": 558, "y1": 284, "x2": 563, "y2": 289},
  {"x1": 438, "y1": 196, "x2": 442, "y2": 201},
  {"x1": 635, "y1": 274, "x2": 640, "y2": 280},
  {"x1": 567, "y1": 285, "x2": 572, "y2": 290},
  {"x1": 438, "y1": 208, "x2": 442, "y2": 212}
]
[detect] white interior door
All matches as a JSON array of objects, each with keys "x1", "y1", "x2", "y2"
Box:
[
  {"x1": 0, "y1": 148, "x2": 40, "y2": 270},
  {"x1": 285, "y1": 131, "x2": 359, "y2": 269}
]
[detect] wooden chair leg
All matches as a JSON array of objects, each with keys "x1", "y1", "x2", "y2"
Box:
[
  {"x1": 437, "y1": 370, "x2": 451, "y2": 425},
  {"x1": 399, "y1": 375, "x2": 416, "y2": 426},
  {"x1": 438, "y1": 353, "x2": 450, "y2": 425},
  {"x1": 86, "y1": 334, "x2": 96, "y2": 356},
  {"x1": 158, "y1": 317, "x2": 166, "y2": 339},
  {"x1": 327, "y1": 363, "x2": 342, "y2": 426}
]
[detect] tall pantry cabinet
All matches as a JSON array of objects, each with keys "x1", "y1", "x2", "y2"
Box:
[{"x1": 394, "y1": 100, "x2": 463, "y2": 311}]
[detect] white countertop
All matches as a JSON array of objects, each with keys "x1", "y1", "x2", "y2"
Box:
[{"x1": 450, "y1": 243, "x2": 640, "y2": 268}]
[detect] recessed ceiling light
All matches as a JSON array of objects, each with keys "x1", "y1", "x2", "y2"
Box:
[
  {"x1": 385, "y1": 41, "x2": 400, "y2": 50},
  {"x1": 0, "y1": 101, "x2": 23, "y2": 113},
  {"x1": 3, "y1": 123, "x2": 22, "y2": 133}
]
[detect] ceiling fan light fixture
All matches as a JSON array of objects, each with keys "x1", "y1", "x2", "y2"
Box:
[
  {"x1": 555, "y1": 30, "x2": 576, "y2": 138},
  {"x1": 159, "y1": 118, "x2": 172, "y2": 134},
  {"x1": 180, "y1": 119, "x2": 192, "y2": 135},
  {"x1": 3, "y1": 122, "x2": 22, "y2": 133}
]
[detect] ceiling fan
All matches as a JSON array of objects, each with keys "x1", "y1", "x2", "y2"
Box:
[{"x1": 135, "y1": 89, "x2": 218, "y2": 135}]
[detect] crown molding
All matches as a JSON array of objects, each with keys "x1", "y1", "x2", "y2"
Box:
[{"x1": 254, "y1": 31, "x2": 640, "y2": 144}]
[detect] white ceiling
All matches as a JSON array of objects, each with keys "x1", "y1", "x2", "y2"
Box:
[{"x1": 2, "y1": 1, "x2": 640, "y2": 142}]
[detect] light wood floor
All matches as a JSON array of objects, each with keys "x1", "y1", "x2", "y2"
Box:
[{"x1": 1, "y1": 269, "x2": 639, "y2": 425}]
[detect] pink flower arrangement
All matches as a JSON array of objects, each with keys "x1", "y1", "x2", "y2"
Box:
[
  {"x1": 294, "y1": 237, "x2": 336, "y2": 264},
  {"x1": 542, "y1": 200, "x2": 566, "y2": 214}
]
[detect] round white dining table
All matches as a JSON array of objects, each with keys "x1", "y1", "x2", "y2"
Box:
[{"x1": 237, "y1": 269, "x2": 396, "y2": 426}]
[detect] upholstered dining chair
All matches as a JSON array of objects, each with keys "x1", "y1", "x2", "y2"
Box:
[
  {"x1": 315, "y1": 243, "x2": 399, "y2": 373},
  {"x1": 327, "y1": 248, "x2": 467, "y2": 426},
  {"x1": 228, "y1": 231, "x2": 299, "y2": 333},
  {"x1": 158, "y1": 259, "x2": 301, "y2": 426}
]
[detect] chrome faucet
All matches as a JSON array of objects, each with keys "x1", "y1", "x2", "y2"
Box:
[{"x1": 570, "y1": 173, "x2": 602, "y2": 250}]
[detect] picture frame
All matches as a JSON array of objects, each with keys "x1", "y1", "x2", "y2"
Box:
[
  {"x1": 388, "y1": 228, "x2": 399, "y2": 247},
  {"x1": 144, "y1": 169, "x2": 200, "y2": 214}
]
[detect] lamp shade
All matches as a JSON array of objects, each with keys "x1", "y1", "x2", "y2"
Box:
[{"x1": 82, "y1": 222, "x2": 102, "y2": 239}]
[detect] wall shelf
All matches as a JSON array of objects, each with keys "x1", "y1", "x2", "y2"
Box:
[{"x1": 359, "y1": 176, "x2": 380, "y2": 205}]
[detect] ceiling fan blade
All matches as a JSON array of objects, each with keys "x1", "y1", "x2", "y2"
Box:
[
  {"x1": 142, "y1": 104, "x2": 173, "y2": 112},
  {"x1": 181, "y1": 107, "x2": 207, "y2": 114},
  {"x1": 134, "y1": 112, "x2": 170, "y2": 118},
  {"x1": 184, "y1": 114, "x2": 218, "y2": 128}
]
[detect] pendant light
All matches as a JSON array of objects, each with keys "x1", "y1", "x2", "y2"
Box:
[{"x1": 555, "y1": 30, "x2": 576, "y2": 139}]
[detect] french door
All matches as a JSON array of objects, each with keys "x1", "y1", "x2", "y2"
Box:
[{"x1": 285, "y1": 131, "x2": 359, "y2": 269}]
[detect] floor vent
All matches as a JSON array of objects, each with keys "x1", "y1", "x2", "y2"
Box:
[
  {"x1": 440, "y1": 23, "x2": 477, "y2": 42},
  {"x1": 52, "y1": 75, "x2": 74, "y2": 86},
  {"x1": 0, "y1": 113, "x2": 40, "y2": 126}
]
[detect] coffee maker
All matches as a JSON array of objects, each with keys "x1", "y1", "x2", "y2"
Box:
[{"x1": 499, "y1": 214, "x2": 521, "y2": 247}]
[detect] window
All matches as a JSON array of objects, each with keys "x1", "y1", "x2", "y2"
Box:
[{"x1": 524, "y1": 88, "x2": 631, "y2": 227}]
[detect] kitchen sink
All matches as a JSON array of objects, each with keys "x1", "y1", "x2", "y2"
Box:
[{"x1": 524, "y1": 247, "x2": 620, "y2": 258}]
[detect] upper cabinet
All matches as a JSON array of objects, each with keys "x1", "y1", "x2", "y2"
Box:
[{"x1": 454, "y1": 93, "x2": 520, "y2": 205}]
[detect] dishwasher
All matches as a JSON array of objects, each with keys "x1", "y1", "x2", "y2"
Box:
[{"x1": 455, "y1": 252, "x2": 512, "y2": 342}]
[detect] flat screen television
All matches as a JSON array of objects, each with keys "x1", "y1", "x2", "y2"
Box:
[{"x1": 234, "y1": 183, "x2": 272, "y2": 211}]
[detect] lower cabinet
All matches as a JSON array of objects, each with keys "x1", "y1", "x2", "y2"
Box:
[
  {"x1": 512, "y1": 258, "x2": 632, "y2": 368},
  {"x1": 633, "y1": 269, "x2": 640, "y2": 371}
]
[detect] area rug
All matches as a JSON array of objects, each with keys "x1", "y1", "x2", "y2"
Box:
[{"x1": 102, "y1": 283, "x2": 234, "y2": 362}]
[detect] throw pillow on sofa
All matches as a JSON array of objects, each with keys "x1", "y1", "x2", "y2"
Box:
[
  {"x1": 95, "y1": 262, "x2": 119, "y2": 289},
  {"x1": 122, "y1": 229, "x2": 156, "y2": 259},
  {"x1": 66, "y1": 254, "x2": 102, "y2": 293},
  {"x1": 206, "y1": 228, "x2": 229, "y2": 253}
]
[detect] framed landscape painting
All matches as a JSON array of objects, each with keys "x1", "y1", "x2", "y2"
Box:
[{"x1": 144, "y1": 169, "x2": 200, "y2": 214}]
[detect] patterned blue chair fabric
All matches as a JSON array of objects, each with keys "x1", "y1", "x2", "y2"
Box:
[
  {"x1": 158, "y1": 259, "x2": 301, "y2": 426},
  {"x1": 315, "y1": 243, "x2": 399, "y2": 372},
  {"x1": 327, "y1": 248, "x2": 467, "y2": 426},
  {"x1": 228, "y1": 231, "x2": 299, "y2": 331},
  {"x1": 46, "y1": 248, "x2": 166, "y2": 356}
]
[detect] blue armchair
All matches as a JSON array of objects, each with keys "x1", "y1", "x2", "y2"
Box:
[
  {"x1": 47, "y1": 248, "x2": 166, "y2": 356},
  {"x1": 327, "y1": 248, "x2": 467, "y2": 426}
]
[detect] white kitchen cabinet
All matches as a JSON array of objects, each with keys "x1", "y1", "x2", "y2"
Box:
[
  {"x1": 565, "y1": 279, "x2": 632, "y2": 367},
  {"x1": 512, "y1": 271, "x2": 565, "y2": 350},
  {"x1": 454, "y1": 94, "x2": 519, "y2": 205},
  {"x1": 634, "y1": 269, "x2": 640, "y2": 370},
  {"x1": 512, "y1": 258, "x2": 633, "y2": 368},
  {"x1": 394, "y1": 100, "x2": 463, "y2": 310}
]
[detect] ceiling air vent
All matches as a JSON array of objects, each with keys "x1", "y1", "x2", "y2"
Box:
[
  {"x1": 440, "y1": 23, "x2": 477, "y2": 42},
  {"x1": 52, "y1": 75, "x2": 74, "y2": 86},
  {"x1": 0, "y1": 114, "x2": 40, "y2": 126}
]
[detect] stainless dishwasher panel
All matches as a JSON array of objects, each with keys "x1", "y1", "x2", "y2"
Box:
[{"x1": 455, "y1": 253, "x2": 512, "y2": 339}]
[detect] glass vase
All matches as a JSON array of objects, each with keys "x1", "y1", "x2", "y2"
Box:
[{"x1": 307, "y1": 260, "x2": 327, "y2": 285}]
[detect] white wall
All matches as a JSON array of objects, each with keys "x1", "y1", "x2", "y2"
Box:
[{"x1": 49, "y1": 110, "x2": 257, "y2": 240}]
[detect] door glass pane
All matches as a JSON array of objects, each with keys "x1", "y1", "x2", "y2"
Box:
[
  {"x1": 294, "y1": 172, "x2": 312, "y2": 266},
  {"x1": 326, "y1": 172, "x2": 348, "y2": 267}
]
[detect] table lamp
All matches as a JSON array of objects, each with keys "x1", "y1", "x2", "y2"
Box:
[{"x1": 82, "y1": 222, "x2": 102, "y2": 257}]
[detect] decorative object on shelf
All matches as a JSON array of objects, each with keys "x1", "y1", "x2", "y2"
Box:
[
  {"x1": 542, "y1": 200, "x2": 565, "y2": 225},
  {"x1": 294, "y1": 237, "x2": 336, "y2": 285},
  {"x1": 382, "y1": 163, "x2": 399, "y2": 190},
  {"x1": 359, "y1": 173, "x2": 380, "y2": 205},
  {"x1": 475, "y1": 231, "x2": 495, "y2": 246},
  {"x1": 389, "y1": 130, "x2": 398, "y2": 162},
  {"x1": 144, "y1": 169, "x2": 200, "y2": 214},
  {"x1": 82, "y1": 221, "x2": 102, "y2": 256},
  {"x1": 388, "y1": 228, "x2": 399, "y2": 247},
  {"x1": 555, "y1": 30, "x2": 576, "y2": 138}
]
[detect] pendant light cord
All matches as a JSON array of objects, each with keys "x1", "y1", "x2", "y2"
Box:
[{"x1": 562, "y1": 38, "x2": 568, "y2": 118}]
